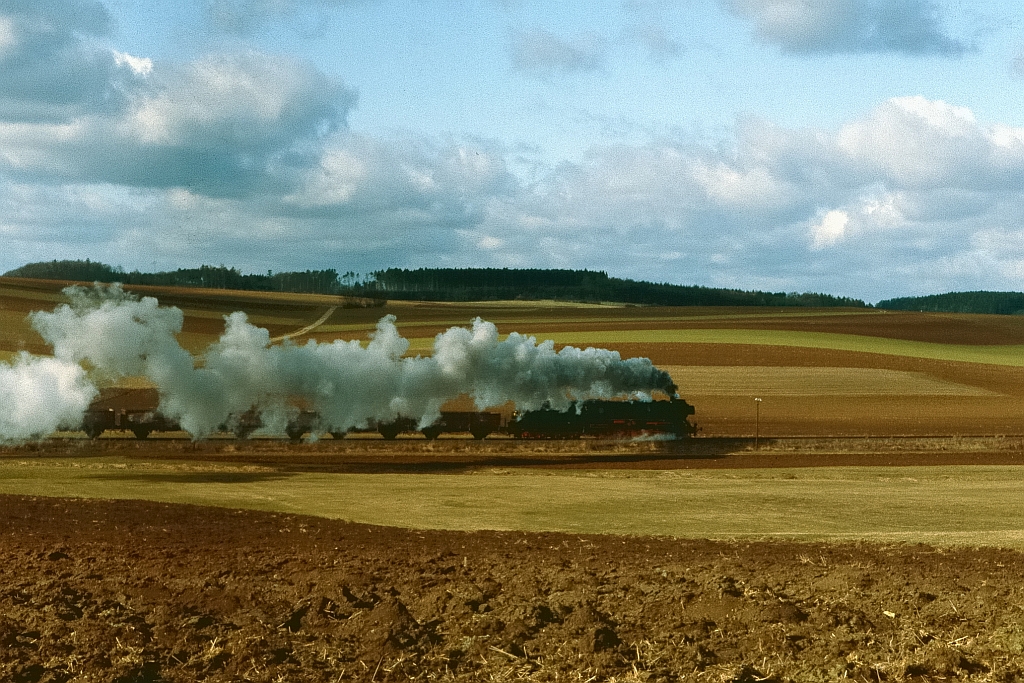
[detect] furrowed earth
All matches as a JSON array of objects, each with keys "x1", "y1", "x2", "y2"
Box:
[
  {"x1": 4, "y1": 494, "x2": 1024, "y2": 683},
  {"x1": 4, "y1": 278, "x2": 1024, "y2": 681}
]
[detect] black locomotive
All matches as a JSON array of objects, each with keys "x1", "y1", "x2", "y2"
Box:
[{"x1": 508, "y1": 398, "x2": 696, "y2": 439}]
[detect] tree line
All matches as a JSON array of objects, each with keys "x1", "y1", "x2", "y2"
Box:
[
  {"x1": 4, "y1": 260, "x2": 350, "y2": 295},
  {"x1": 4, "y1": 260, "x2": 870, "y2": 308},
  {"x1": 366, "y1": 268, "x2": 867, "y2": 307},
  {"x1": 876, "y1": 291, "x2": 1024, "y2": 315}
]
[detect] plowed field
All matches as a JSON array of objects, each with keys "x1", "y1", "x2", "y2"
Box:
[{"x1": 4, "y1": 494, "x2": 1024, "y2": 683}]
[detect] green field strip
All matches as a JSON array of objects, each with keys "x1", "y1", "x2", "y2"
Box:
[{"x1": 2, "y1": 459, "x2": 1024, "y2": 547}]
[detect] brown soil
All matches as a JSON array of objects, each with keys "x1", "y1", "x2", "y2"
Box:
[{"x1": 2, "y1": 494, "x2": 1023, "y2": 682}]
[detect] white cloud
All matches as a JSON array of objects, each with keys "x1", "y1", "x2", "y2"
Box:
[
  {"x1": 5, "y1": 34, "x2": 1024, "y2": 305},
  {"x1": 477, "y1": 235, "x2": 505, "y2": 250},
  {"x1": 810, "y1": 209, "x2": 849, "y2": 249},
  {"x1": 0, "y1": 16, "x2": 18, "y2": 57},
  {"x1": 691, "y1": 159, "x2": 792, "y2": 208},
  {"x1": 207, "y1": 0, "x2": 350, "y2": 35},
  {"x1": 808, "y1": 191, "x2": 906, "y2": 250},
  {"x1": 725, "y1": 0, "x2": 967, "y2": 55},
  {"x1": 510, "y1": 28, "x2": 607, "y2": 77},
  {"x1": 444, "y1": 96, "x2": 1024, "y2": 299},
  {"x1": 837, "y1": 96, "x2": 1024, "y2": 189},
  {"x1": 6, "y1": 3, "x2": 1022, "y2": 304},
  {"x1": 859, "y1": 188, "x2": 905, "y2": 227},
  {"x1": 0, "y1": 50, "x2": 356, "y2": 197},
  {"x1": 113, "y1": 51, "x2": 154, "y2": 77},
  {"x1": 286, "y1": 134, "x2": 515, "y2": 223},
  {"x1": 127, "y1": 51, "x2": 347, "y2": 148},
  {"x1": 0, "y1": 0, "x2": 145, "y2": 122}
]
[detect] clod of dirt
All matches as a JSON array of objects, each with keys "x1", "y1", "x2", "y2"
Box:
[
  {"x1": 280, "y1": 603, "x2": 310, "y2": 632},
  {"x1": 564, "y1": 604, "x2": 621, "y2": 652},
  {"x1": 0, "y1": 619, "x2": 18, "y2": 649},
  {"x1": 761, "y1": 600, "x2": 807, "y2": 624},
  {"x1": 357, "y1": 597, "x2": 421, "y2": 653},
  {"x1": 903, "y1": 642, "x2": 985, "y2": 678}
]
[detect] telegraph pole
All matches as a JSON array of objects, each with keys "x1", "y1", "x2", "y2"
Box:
[{"x1": 754, "y1": 397, "x2": 762, "y2": 451}]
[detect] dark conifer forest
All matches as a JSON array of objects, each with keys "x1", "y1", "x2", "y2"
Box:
[
  {"x1": 6, "y1": 259, "x2": 870, "y2": 308},
  {"x1": 876, "y1": 291, "x2": 1024, "y2": 315}
]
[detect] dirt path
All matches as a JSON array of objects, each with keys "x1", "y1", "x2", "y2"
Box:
[
  {"x1": 269, "y1": 306, "x2": 338, "y2": 343},
  {"x1": 1, "y1": 494, "x2": 1021, "y2": 682}
]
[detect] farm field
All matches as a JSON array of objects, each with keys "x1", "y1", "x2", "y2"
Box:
[
  {"x1": 6, "y1": 494, "x2": 1024, "y2": 682},
  {"x1": 6, "y1": 278, "x2": 1024, "y2": 680},
  {"x1": 3, "y1": 445, "x2": 1024, "y2": 546},
  {"x1": 7, "y1": 494, "x2": 1024, "y2": 682},
  {"x1": 4, "y1": 276, "x2": 1024, "y2": 437}
]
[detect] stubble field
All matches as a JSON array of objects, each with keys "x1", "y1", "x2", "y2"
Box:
[{"x1": 4, "y1": 277, "x2": 1024, "y2": 680}]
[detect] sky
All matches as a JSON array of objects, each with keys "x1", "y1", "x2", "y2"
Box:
[{"x1": 1, "y1": 1, "x2": 1024, "y2": 302}]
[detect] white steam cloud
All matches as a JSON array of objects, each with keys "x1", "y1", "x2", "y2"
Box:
[
  {"x1": 0, "y1": 352, "x2": 97, "y2": 441},
  {"x1": 14, "y1": 284, "x2": 676, "y2": 439}
]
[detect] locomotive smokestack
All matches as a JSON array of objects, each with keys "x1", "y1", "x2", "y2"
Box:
[{"x1": 19, "y1": 284, "x2": 681, "y2": 440}]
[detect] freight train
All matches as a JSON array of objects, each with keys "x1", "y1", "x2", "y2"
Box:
[{"x1": 79, "y1": 388, "x2": 695, "y2": 440}]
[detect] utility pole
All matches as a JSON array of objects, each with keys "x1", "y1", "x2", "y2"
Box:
[{"x1": 754, "y1": 397, "x2": 762, "y2": 451}]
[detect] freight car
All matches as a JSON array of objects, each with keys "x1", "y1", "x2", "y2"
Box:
[
  {"x1": 80, "y1": 388, "x2": 180, "y2": 439},
  {"x1": 279, "y1": 412, "x2": 500, "y2": 441}
]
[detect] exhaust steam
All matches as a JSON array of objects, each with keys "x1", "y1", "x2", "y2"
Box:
[{"x1": 3, "y1": 284, "x2": 677, "y2": 440}]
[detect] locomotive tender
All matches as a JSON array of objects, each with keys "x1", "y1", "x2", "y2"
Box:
[{"x1": 79, "y1": 389, "x2": 696, "y2": 440}]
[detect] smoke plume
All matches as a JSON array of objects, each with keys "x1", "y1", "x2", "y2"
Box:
[
  {"x1": 20, "y1": 284, "x2": 677, "y2": 439},
  {"x1": 0, "y1": 352, "x2": 97, "y2": 441}
]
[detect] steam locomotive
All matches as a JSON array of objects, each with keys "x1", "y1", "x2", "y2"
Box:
[{"x1": 79, "y1": 388, "x2": 696, "y2": 440}]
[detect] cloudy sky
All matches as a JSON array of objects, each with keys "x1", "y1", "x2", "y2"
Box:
[{"x1": 2, "y1": 0, "x2": 1024, "y2": 302}]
